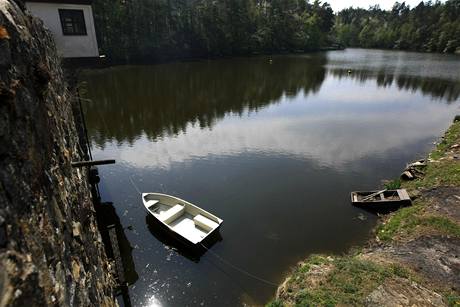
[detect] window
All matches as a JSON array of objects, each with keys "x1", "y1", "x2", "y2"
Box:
[{"x1": 59, "y1": 9, "x2": 87, "y2": 36}]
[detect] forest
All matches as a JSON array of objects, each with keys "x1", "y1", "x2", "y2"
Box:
[
  {"x1": 92, "y1": 0, "x2": 460, "y2": 62},
  {"x1": 334, "y1": 0, "x2": 460, "y2": 53},
  {"x1": 93, "y1": 0, "x2": 335, "y2": 61}
]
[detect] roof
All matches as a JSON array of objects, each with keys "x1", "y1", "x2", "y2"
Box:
[{"x1": 26, "y1": 0, "x2": 93, "y2": 4}]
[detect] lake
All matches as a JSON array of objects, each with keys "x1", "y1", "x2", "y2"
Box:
[{"x1": 80, "y1": 48, "x2": 460, "y2": 306}]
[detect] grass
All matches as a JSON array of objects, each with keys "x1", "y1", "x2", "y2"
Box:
[
  {"x1": 266, "y1": 300, "x2": 284, "y2": 307},
  {"x1": 376, "y1": 200, "x2": 460, "y2": 241},
  {"x1": 401, "y1": 121, "x2": 460, "y2": 190},
  {"x1": 429, "y1": 121, "x2": 460, "y2": 160},
  {"x1": 271, "y1": 255, "x2": 413, "y2": 307},
  {"x1": 445, "y1": 293, "x2": 460, "y2": 307},
  {"x1": 384, "y1": 178, "x2": 401, "y2": 189},
  {"x1": 287, "y1": 255, "x2": 332, "y2": 281},
  {"x1": 402, "y1": 161, "x2": 460, "y2": 190},
  {"x1": 419, "y1": 216, "x2": 460, "y2": 237},
  {"x1": 376, "y1": 204, "x2": 422, "y2": 241}
]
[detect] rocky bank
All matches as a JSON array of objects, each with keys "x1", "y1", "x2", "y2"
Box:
[{"x1": 0, "y1": 1, "x2": 116, "y2": 306}]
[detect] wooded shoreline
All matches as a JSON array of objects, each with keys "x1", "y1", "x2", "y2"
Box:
[{"x1": 92, "y1": 0, "x2": 459, "y2": 63}]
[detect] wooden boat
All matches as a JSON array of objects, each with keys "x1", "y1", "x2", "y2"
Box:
[
  {"x1": 142, "y1": 193, "x2": 223, "y2": 248},
  {"x1": 351, "y1": 189, "x2": 412, "y2": 210}
]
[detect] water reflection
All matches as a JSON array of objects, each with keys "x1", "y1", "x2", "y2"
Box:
[
  {"x1": 82, "y1": 55, "x2": 327, "y2": 145},
  {"x1": 82, "y1": 52, "x2": 460, "y2": 149},
  {"x1": 83, "y1": 92, "x2": 457, "y2": 170},
  {"x1": 329, "y1": 68, "x2": 460, "y2": 102},
  {"x1": 145, "y1": 295, "x2": 162, "y2": 307},
  {"x1": 80, "y1": 49, "x2": 460, "y2": 306}
]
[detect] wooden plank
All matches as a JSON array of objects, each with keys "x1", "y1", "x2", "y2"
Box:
[
  {"x1": 362, "y1": 189, "x2": 387, "y2": 202},
  {"x1": 380, "y1": 193, "x2": 385, "y2": 200},
  {"x1": 397, "y1": 189, "x2": 410, "y2": 200},
  {"x1": 108, "y1": 225, "x2": 125, "y2": 284},
  {"x1": 71, "y1": 159, "x2": 116, "y2": 167}
]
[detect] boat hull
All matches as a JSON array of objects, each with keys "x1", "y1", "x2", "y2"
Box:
[
  {"x1": 142, "y1": 193, "x2": 223, "y2": 249},
  {"x1": 146, "y1": 214, "x2": 222, "y2": 257},
  {"x1": 351, "y1": 189, "x2": 412, "y2": 212}
]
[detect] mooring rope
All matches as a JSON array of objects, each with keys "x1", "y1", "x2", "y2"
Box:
[
  {"x1": 200, "y1": 243, "x2": 278, "y2": 287},
  {"x1": 129, "y1": 176, "x2": 142, "y2": 195}
]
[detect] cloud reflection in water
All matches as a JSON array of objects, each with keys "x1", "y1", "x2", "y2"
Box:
[{"x1": 91, "y1": 77, "x2": 458, "y2": 170}]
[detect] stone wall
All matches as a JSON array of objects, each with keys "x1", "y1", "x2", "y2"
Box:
[{"x1": 0, "y1": 1, "x2": 116, "y2": 306}]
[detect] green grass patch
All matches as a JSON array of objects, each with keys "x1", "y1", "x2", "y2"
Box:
[
  {"x1": 429, "y1": 121, "x2": 460, "y2": 160},
  {"x1": 290, "y1": 258, "x2": 407, "y2": 306},
  {"x1": 445, "y1": 293, "x2": 460, "y2": 307},
  {"x1": 402, "y1": 161, "x2": 460, "y2": 190},
  {"x1": 420, "y1": 216, "x2": 460, "y2": 237},
  {"x1": 308, "y1": 255, "x2": 330, "y2": 266},
  {"x1": 377, "y1": 201, "x2": 460, "y2": 241},
  {"x1": 294, "y1": 255, "x2": 330, "y2": 277},
  {"x1": 266, "y1": 300, "x2": 284, "y2": 307},
  {"x1": 384, "y1": 178, "x2": 401, "y2": 189},
  {"x1": 377, "y1": 204, "x2": 422, "y2": 241},
  {"x1": 271, "y1": 256, "x2": 417, "y2": 306},
  {"x1": 401, "y1": 121, "x2": 460, "y2": 190},
  {"x1": 388, "y1": 263, "x2": 411, "y2": 279}
]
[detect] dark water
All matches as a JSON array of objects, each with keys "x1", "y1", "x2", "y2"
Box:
[{"x1": 80, "y1": 48, "x2": 460, "y2": 306}]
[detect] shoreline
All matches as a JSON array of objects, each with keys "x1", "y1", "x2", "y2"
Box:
[
  {"x1": 67, "y1": 47, "x2": 344, "y2": 70},
  {"x1": 270, "y1": 119, "x2": 460, "y2": 306}
]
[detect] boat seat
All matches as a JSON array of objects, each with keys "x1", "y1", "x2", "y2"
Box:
[
  {"x1": 160, "y1": 204, "x2": 185, "y2": 224},
  {"x1": 146, "y1": 200, "x2": 159, "y2": 211},
  {"x1": 193, "y1": 214, "x2": 218, "y2": 232}
]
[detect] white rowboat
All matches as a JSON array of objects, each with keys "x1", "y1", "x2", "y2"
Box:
[{"x1": 142, "y1": 193, "x2": 223, "y2": 247}]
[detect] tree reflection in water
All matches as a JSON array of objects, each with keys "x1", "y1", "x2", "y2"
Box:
[
  {"x1": 81, "y1": 54, "x2": 459, "y2": 148},
  {"x1": 329, "y1": 68, "x2": 460, "y2": 103},
  {"x1": 81, "y1": 55, "x2": 327, "y2": 146}
]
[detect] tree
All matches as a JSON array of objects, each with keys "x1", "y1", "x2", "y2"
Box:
[
  {"x1": 93, "y1": 0, "x2": 338, "y2": 62},
  {"x1": 334, "y1": 0, "x2": 460, "y2": 53}
]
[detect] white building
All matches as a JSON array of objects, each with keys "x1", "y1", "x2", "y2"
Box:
[{"x1": 25, "y1": 0, "x2": 99, "y2": 58}]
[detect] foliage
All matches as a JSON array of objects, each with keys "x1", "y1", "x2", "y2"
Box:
[
  {"x1": 445, "y1": 293, "x2": 460, "y2": 306},
  {"x1": 93, "y1": 0, "x2": 336, "y2": 62},
  {"x1": 93, "y1": 0, "x2": 459, "y2": 61},
  {"x1": 266, "y1": 299, "x2": 284, "y2": 307},
  {"x1": 334, "y1": 0, "x2": 460, "y2": 53}
]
